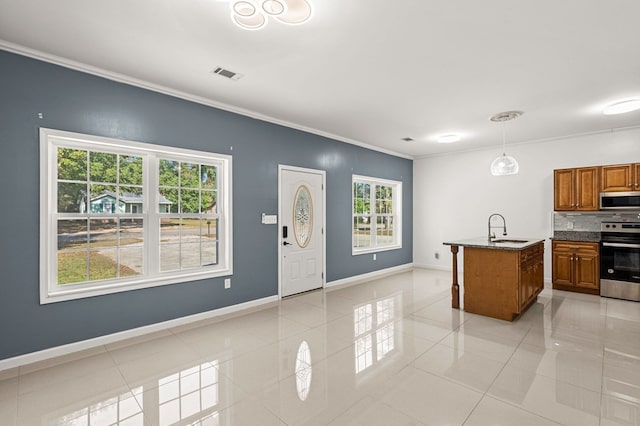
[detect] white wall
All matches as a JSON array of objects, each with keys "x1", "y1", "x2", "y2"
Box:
[{"x1": 413, "y1": 127, "x2": 640, "y2": 281}]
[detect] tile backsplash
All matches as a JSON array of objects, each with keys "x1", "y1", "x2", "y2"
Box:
[{"x1": 554, "y1": 212, "x2": 640, "y2": 232}]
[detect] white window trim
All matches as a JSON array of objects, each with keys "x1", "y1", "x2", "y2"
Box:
[
  {"x1": 39, "y1": 128, "x2": 233, "y2": 304},
  {"x1": 352, "y1": 174, "x2": 402, "y2": 255}
]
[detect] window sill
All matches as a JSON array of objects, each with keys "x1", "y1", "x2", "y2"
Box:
[
  {"x1": 40, "y1": 268, "x2": 232, "y2": 304},
  {"x1": 352, "y1": 245, "x2": 402, "y2": 256}
]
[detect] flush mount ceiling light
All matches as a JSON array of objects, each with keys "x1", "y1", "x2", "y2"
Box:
[
  {"x1": 229, "y1": 0, "x2": 312, "y2": 30},
  {"x1": 603, "y1": 99, "x2": 640, "y2": 115},
  {"x1": 489, "y1": 111, "x2": 522, "y2": 176},
  {"x1": 436, "y1": 134, "x2": 461, "y2": 144}
]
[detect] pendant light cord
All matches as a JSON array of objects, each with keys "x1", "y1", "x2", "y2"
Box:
[{"x1": 501, "y1": 121, "x2": 507, "y2": 156}]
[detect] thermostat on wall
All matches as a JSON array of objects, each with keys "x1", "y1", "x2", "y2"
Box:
[{"x1": 261, "y1": 213, "x2": 277, "y2": 224}]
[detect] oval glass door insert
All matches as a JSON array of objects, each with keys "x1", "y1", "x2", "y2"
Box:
[{"x1": 293, "y1": 185, "x2": 313, "y2": 248}]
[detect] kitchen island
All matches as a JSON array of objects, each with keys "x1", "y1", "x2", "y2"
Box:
[{"x1": 443, "y1": 237, "x2": 545, "y2": 321}]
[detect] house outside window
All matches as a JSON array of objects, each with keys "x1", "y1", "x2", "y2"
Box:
[
  {"x1": 352, "y1": 175, "x2": 402, "y2": 254},
  {"x1": 40, "y1": 128, "x2": 232, "y2": 304}
]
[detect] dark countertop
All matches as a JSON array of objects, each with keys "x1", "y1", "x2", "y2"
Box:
[
  {"x1": 551, "y1": 231, "x2": 601, "y2": 242},
  {"x1": 443, "y1": 237, "x2": 545, "y2": 251}
]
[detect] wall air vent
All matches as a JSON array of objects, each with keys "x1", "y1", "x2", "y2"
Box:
[{"x1": 212, "y1": 67, "x2": 244, "y2": 81}]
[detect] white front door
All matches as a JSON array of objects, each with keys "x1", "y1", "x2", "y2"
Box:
[{"x1": 279, "y1": 166, "x2": 325, "y2": 297}]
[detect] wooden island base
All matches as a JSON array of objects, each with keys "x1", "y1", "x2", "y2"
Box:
[
  {"x1": 444, "y1": 238, "x2": 545, "y2": 322},
  {"x1": 464, "y1": 244, "x2": 544, "y2": 321}
]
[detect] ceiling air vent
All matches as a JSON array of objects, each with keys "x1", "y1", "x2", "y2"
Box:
[{"x1": 212, "y1": 66, "x2": 244, "y2": 81}]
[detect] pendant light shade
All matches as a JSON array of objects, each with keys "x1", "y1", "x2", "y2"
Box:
[
  {"x1": 489, "y1": 111, "x2": 522, "y2": 176},
  {"x1": 490, "y1": 154, "x2": 519, "y2": 176}
]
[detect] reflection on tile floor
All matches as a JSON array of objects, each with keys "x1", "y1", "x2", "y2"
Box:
[{"x1": 2, "y1": 268, "x2": 640, "y2": 425}]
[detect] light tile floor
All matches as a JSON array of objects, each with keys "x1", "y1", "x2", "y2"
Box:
[{"x1": 1, "y1": 268, "x2": 639, "y2": 425}]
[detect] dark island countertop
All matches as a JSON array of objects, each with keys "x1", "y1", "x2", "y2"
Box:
[{"x1": 443, "y1": 237, "x2": 545, "y2": 251}]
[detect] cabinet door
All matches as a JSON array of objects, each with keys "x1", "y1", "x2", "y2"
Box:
[
  {"x1": 552, "y1": 250, "x2": 573, "y2": 286},
  {"x1": 575, "y1": 252, "x2": 599, "y2": 289},
  {"x1": 601, "y1": 164, "x2": 633, "y2": 192},
  {"x1": 634, "y1": 163, "x2": 640, "y2": 191},
  {"x1": 534, "y1": 258, "x2": 544, "y2": 295},
  {"x1": 575, "y1": 167, "x2": 599, "y2": 210},
  {"x1": 554, "y1": 169, "x2": 575, "y2": 210}
]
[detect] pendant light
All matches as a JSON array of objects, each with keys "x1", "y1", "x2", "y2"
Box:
[{"x1": 490, "y1": 111, "x2": 522, "y2": 176}]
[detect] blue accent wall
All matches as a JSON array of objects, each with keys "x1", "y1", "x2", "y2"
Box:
[{"x1": 0, "y1": 50, "x2": 413, "y2": 360}]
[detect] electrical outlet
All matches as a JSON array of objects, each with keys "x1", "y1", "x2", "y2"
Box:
[
  {"x1": 434, "y1": 252, "x2": 440, "y2": 260},
  {"x1": 567, "y1": 221, "x2": 574, "y2": 230},
  {"x1": 373, "y1": 254, "x2": 377, "y2": 260},
  {"x1": 224, "y1": 278, "x2": 231, "y2": 289}
]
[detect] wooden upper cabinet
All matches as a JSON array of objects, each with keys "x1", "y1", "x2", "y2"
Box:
[
  {"x1": 575, "y1": 167, "x2": 599, "y2": 210},
  {"x1": 634, "y1": 163, "x2": 640, "y2": 191},
  {"x1": 554, "y1": 167, "x2": 599, "y2": 211},
  {"x1": 601, "y1": 164, "x2": 634, "y2": 192},
  {"x1": 554, "y1": 169, "x2": 574, "y2": 211}
]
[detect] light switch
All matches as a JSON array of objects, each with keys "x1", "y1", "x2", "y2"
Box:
[{"x1": 261, "y1": 213, "x2": 278, "y2": 224}]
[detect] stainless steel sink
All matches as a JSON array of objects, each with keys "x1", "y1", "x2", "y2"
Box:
[{"x1": 491, "y1": 239, "x2": 528, "y2": 243}]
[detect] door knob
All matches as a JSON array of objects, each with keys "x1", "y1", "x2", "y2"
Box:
[{"x1": 283, "y1": 241, "x2": 292, "y2": 246}]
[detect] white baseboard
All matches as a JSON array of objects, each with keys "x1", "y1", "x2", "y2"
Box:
[
  {"x1": 325, "y1": 263, "x2": 413, "y2": 289},
  {"x1": 0, "y1": 295, "x2": 278, "y2": 373},
  {"x1": 413, "y1": 262, "x2": 452, "y2": 272}
]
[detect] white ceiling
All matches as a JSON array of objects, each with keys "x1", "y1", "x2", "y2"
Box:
[{"x1": 1, "y1": 0, "x2": 640, "y2": 158}]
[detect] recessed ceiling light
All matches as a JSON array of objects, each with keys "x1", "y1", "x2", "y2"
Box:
[
  {"x1": 603, "y1": 99, "x2": 640, "y2": 115},
  {"x1": 401, "y1": 137, "x2": 414, "y2": 142},
  {"x1": 436, "y1": 134, "x2": 461, "y2": 143}
]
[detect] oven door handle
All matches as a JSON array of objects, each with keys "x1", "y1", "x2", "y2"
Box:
[{"x1": 602, "y1": 242, "x2": 640, "y2": 248}]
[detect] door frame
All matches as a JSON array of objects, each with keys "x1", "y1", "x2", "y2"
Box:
[{"x1": 278, "y1": 164, "x2": 327, "y2": 299}]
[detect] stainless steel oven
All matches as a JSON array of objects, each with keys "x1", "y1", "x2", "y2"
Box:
[{"x1": 600, "y1": 222, "x2": 640, "y2": 301}]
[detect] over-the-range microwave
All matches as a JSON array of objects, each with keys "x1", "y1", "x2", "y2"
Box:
[{"x1": 600, "y1": 191, "x2": 640, "y2": 210}]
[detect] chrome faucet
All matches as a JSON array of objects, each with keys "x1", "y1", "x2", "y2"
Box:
[{"x1": 488, "y1": 213, "x2": 508, "y2": 241}]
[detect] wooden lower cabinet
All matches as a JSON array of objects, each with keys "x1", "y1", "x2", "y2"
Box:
[
  {"x1": 464, "y1": 242, "x2": 544, "y2": 321},
  {"x1": 552, "y1": 241, "x2": 599, "y2": 294}
]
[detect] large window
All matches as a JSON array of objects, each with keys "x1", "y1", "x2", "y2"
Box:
[
  {"x1": 352, "y1": 175, "x2": 402, "y2": 254},
  {"x1": 40, "y1": 128, "x2": 232, "y2": 304}
]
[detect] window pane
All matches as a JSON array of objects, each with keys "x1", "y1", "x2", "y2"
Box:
[
  {"x1": 58, "y1": 182, "x2": 87, "y2": 213},
  {"x1": 57, "y1": 148, "x2": 87, "y2": 181},
  {"x1": 159, "y1": 160, "x2": 179, "y2": 186},
  {"x1": 90, "y1": 151, "x2": 117, "y2": 183},
  {"x1": 159, "y1": 188, "x2": 178, "y2": 213},
  {"x1": 160, "y1": 218, "x2": 180, "y2": 271},
  {"x1": 376, "y1": 216, "x2": 394, "y2": 246},
  {"x1": 89, "y1": 249, "x2": 118, "y2": 281},
  {"x1": 181, "y1": 218, "x2": 200, "y2": 244},
  {"x1": 201, "y1": 191, "x2": 216, "y2": 214},
  {"x1": 353, "y1": 182, "x2": 371, "y2": 215},
  {"x1": 90, "y1": 219, "x2": 118, "y2": 249},
  {"x1": 201, "y1": 165, "x2": 217, "y2": 189},
  {"x1": 58, "y1": 219, "x2": 88, "y2": 250},
  {"x1": 119, "y1": 186, "x2": 143, "y2": 214},
  {"x1": 119, "y1": 155, "x2": 143, "y2": 185},
  {"x1": 180, "y1": 189, "x2": 199, "y2": 213},
  {"x1": 90, "y1": 185, "x2": 117, "y2": 213},
  {"x1": 57, "y1": 219, "x2": 89, "y2": 285},
  {"x1": 202, "y1": 219, "x2": 218, "y2": 266},
  {"x1": 57, "y1": 251, "x2": 88, "y2": 285},
  {"x1": 120, "y1": 219, "x2": 144, "y2": 276},
  {"x1": 181, "y1": 243, "x2": 200, "y2": 269},
  {"x1": 180, "y1": 162, "x2": 199, "y2": 188},
  {"x1": 160, "y1": 244, "x2": 180, "y2": 272},
  {"x1": 353, "y1": 216, "x2": 371, "y2": 248}
]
